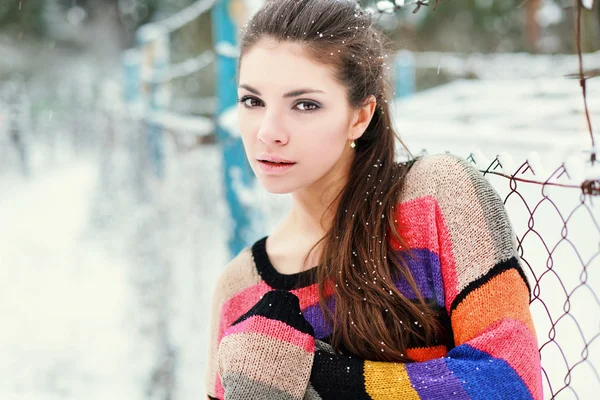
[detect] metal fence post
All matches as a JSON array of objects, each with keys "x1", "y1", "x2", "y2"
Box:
[
  {"x1": 212, "y1": 0, "x2": 260, "y2": 259},
  {"x1": 137, "y1": 26, "x2": 171, "y2": 181},
  {"x1": 395, "y1": 50, "x2": 415, "y2": 99},
  {"x1": 121, "y1": 49, "x2": 150, "y2": 202}
]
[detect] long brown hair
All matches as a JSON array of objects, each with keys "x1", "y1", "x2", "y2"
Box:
[{"x1": 238, "y1": 0, "x2": 441, "y2": 362}]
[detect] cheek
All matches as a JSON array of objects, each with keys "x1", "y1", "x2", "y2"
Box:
[{"x1": 300, "y1": 115, "x2": 348, "y2": 157}]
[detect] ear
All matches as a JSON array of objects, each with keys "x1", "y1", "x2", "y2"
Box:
[{"x1": 348, "y1": 95, "x2": 377, "y2": 141}]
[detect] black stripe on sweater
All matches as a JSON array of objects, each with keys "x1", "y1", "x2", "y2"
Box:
[
  {"x1": 310, "y1": 350, "x2": 371, "y2": 400},
  {"x1": 449, "y1": 257, "x2": 532, "y2": 314},
  {"x1": 230, "y1": 289, "x2": 315, "y2": 337}
]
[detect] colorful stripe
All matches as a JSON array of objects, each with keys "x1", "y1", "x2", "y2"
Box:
[
  {"x1": 451, "y1": 265, "x2": 534, "y2": 345},
  {"x1": 224, "y1": 316, "x2": 315, "y2": 353},
  {"x1": 217, "y1": 290, "x2": 315, "y2": 399},
  {"x1": 405, "y1": 358, "x2": 470, "y2": 400},
  {"x1": 469, "y1": 319, "x2": 541, "y2": 400},
  {"x1": 364, "y1": 361, "x2": 421, "y2": 399},
  {"x1": 446, "y1": 345, "x2": 533, "y2": 400},
  {"x1": 392, "y1": 248, "x2": 444, "y2": 306}
]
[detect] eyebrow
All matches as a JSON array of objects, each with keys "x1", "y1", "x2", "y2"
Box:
[{"x1": 239, "y1": 84, "x2": 325, "y2": 98}]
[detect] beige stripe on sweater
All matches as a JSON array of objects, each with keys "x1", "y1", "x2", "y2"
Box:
[
  {"x1": 400, "y1": 154, "x2": 518, "y2": 296},
  {"x1": 218, "y1": 332, "x2": 314, "y2": 398},
  {"x1": 205, "y1": 247, "x2": 261, "y2": 396}
]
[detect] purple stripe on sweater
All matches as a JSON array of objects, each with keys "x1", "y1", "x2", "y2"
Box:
[
  {"x1": 405, "y1": 358, "x2": 470, "y2": 400},
  {"x1": 392, "y1": 248, "x2": 445, "y2": 307},
  {"x1": 302, "y1": 249, "x2": 444, "y2": 339},
  {"x1": 302, "y1": 296, "x2": 335, "y2": 340}
]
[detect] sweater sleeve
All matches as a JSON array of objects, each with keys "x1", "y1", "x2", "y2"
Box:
[
  {"x1": 216, "y1": 290, "x2": 315, "y2": 400},
  {"x1": 309, "y1": 155, "x2": 542, "y2": 400}
]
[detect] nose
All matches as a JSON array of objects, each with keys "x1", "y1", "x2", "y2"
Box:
[{"x1": 256, "y1": 109, "x2": 288, "y2": 145}]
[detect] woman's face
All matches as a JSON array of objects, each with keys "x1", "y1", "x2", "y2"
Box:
[{"x1": 237, "y1": 38, "x2": 359, "y2": 195}]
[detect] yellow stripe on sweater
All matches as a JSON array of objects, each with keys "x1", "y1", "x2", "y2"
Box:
[{"x1": 364, "y1": 360, "x2": 420, "y2": 399}]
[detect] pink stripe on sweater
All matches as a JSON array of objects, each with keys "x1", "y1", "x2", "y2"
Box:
[
  {"x1": 291, "y1": 283, "x2": 320, "y2": 310},
  {"x1": 220, "y1": 281, "x2": 272, "y2": 330},
  {"x1": 291, "y1": 279, "x2": 334, "y2": 310},
  {"x1": 469, "y1": 318, "x2": 542, "y2": 400},
  {"x1": 391, "y1": 196, "x2": 459, "y2": 311},
  {"x1": 214, "y1": 281, "x2": 272, "y2": 397},
  {"x1": 390, "y1": 196, "x2": 440, "y2": 252},
  {"x1": 224, "y1": 315, "x2": 315, "y2": 354}
]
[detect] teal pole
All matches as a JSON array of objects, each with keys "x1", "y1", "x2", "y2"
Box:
[
  {"x1": 136, "y1": 26, "x2": 169, "y2": 181},
  {"x1": 395, "y1": 50, "x2": 415, "y2": 99},
  {"x1": 121, "y1": 49, "x2": 150, "y2": 202},
  {"x1": 212, "y1": 0, "x2": 260, "y2": 259}
]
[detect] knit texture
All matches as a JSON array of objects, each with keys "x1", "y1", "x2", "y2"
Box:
[
  {"x1": 217, "y1": 290, "x2": 315, "y2": 400},
  {"x1": 205, "y1": 154, "x2": 542, "y2": 400}
]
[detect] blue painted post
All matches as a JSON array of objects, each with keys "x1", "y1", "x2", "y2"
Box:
[
  {"x1": 122, "y1": 49, "x2": 141, "y2": 105},
  {"x1": 212, "y1": 0, "x2": 260, "y2": 259},
  {"x1": 121, "y1": 49, "x2": 150, "y2": 202},
  {"x1": 137, "y1": 26, "x2": 170, "y2": 181},
  {"x1": 394, "y1": 50, "x2": 416, "y2": 99}
]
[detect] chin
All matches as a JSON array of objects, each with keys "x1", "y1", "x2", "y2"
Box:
[{"x1": 259, "y1": 180, "x2": 297, "y2": 195}]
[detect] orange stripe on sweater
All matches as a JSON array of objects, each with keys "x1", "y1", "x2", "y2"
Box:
[
  {"x1": 406, "y1": 345, "x2": 448, "y2": 362},
  {"x1": 451, "y1": 268, "x2": 534, "y2": 346}
]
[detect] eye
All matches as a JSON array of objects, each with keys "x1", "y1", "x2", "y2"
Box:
[
  {"x1": 295, "y1": 101, "x2": 320, "y2": 112},
  {"x1": 238, "y1": 95, "x2": 263, "y2": 108}
]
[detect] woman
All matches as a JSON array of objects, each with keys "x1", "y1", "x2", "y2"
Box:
[{"x1": 205, "y1": 0, "x2": 542, "y2": 399}]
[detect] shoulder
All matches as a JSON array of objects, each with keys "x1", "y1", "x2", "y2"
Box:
[
  {"x1": 401, "y1": 153, "x2": 486, "y2": 202},
  {"x1": 401, "y1": 153, "x2": 518, "y2": 264},
  {"x1": 211, "y1": 245, "x2": 263, "y2": 307}
]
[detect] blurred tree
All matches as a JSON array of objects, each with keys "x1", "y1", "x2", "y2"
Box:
[
  {"x1": 362, "y1": 0, "x2": 599, "y2": 53},
  {"x1": 0, "y1": 0, "x2": 45, "y2": 37},
  {"x1": 0, "y1": 0, "x2": 163, "y2": 48},
  {"x1": 526, "y1": 0, "x2": 542, "y2": 53}
]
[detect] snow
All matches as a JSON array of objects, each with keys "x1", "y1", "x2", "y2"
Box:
[
  {"x1": 536, "y1": 0, "x2": 563, "y2": 27},
  {"x1": 581, "y1": 0, "x2": 594, "y2": 10},
  {"x1": 166, "y1": 50, "x2": 214, "y2": 82},
  {"x1": 218, "y1": 105, "x2": 240, "y2": 138},
  {"x1": 146, "y1": 112, "x2": 213, "y2": 137},
  {"x1": 412, "y1": 51, "x2": 600, "y2": 79},
  {"x1": 0, "y1": 155, "x2": 148, "y2": 400},
  {"x1": 376, "y1": 1, "x2": 396, "y2": 13},
  {"x1": 392, "y1": 77, "x2": 599, "y2": 163}
]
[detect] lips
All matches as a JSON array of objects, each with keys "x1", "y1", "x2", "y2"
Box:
[
  {"x1": 257, "y1": 154, "x2": 296, "y2": 164},
  {"x1": 257, "y1": 159, "x2": 296, "y2": 174},
  {"x1": 259, "y1": 160, "x2": 295, "y2": 165}
]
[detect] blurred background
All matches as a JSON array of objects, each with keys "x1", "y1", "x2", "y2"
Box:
[{"x1": 0, "y1": 1, "x2": 599, "y2": 399}]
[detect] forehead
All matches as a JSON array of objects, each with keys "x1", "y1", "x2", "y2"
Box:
[{"x1": 239, "y1": 38, "x2": 341, "y2": 93}]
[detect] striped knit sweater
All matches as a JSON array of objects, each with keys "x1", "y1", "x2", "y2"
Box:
[{"x1": 205, "y1": 154, "x2": 543, "y2": 400}]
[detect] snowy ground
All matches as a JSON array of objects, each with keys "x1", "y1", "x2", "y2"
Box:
[{"x1": 0, "y1": 151, "x2": 148, "y2": 399}]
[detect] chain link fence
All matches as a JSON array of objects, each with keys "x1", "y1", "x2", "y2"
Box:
[{"x1": 467, "y1": 153, "x2": 599, "y2": 400}]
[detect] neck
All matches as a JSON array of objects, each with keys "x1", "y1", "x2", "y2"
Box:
[{"x1": 287, "y1": 149, "x2": 354, "y2": 239}]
